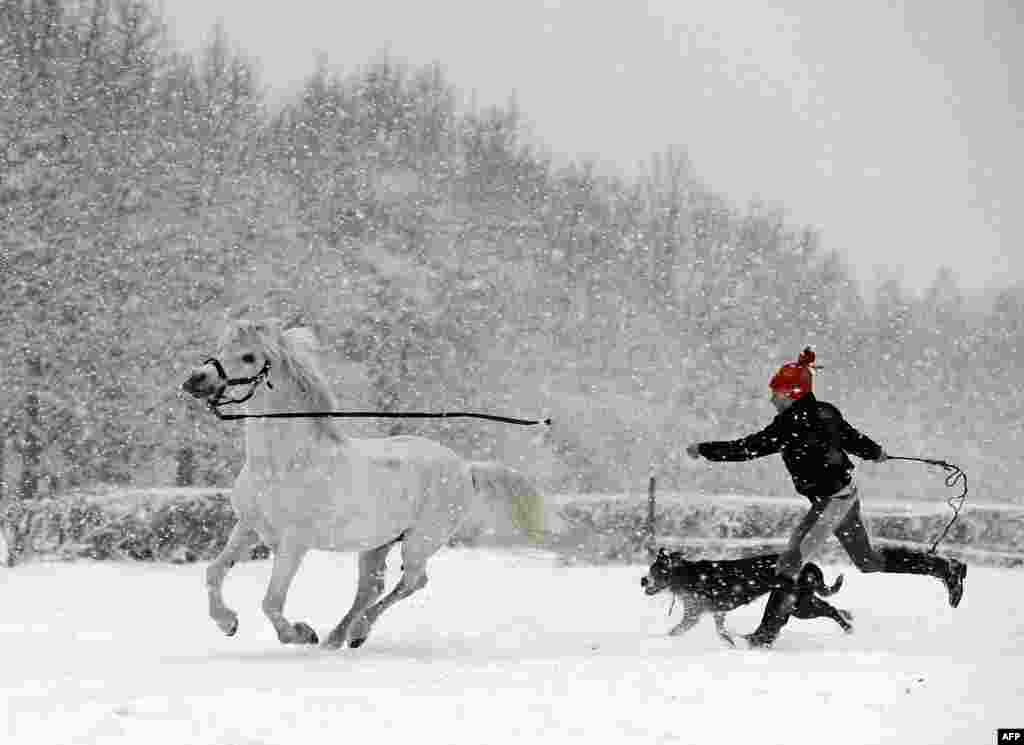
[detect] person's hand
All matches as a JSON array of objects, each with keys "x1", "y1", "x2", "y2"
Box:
[
  {"x1": 685, "y1": 443, "x2": 703, "y2": 460},
  {"x1": 876, "y1": 450, "x2": 890, "y2": 462}
]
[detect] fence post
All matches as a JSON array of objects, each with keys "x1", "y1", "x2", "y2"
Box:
[
  {"x1": 646, "y1": 471, "x2": 657, "y2": 554},
  {"x1": 18, "y1": 355, "x2": 43, "y2": 502}
]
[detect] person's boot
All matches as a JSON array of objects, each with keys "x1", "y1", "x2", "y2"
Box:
[
  {"x1": 879, "y1": 546, "x2": 967, "y2": 608},
  {"x1": 743, "y1": 579, "x2": 798, "y2": 648}
]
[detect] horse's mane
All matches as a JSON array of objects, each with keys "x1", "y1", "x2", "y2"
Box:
[{"x1": 222, "y1": 319, "x2": 345, "y2": 443}]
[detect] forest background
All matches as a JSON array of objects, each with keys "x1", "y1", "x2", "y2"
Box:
[{"x1": 4, "y1": 0, "x2": 1021, "y2": 524}]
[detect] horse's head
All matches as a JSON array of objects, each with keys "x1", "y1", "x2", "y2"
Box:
[{"x1": 181, "y1": 319, "x2": 279, "y2": 406}]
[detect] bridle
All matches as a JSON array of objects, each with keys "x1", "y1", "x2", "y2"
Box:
[{"x1": 202, "y1": 357, "x2": 273, "y2": 412}]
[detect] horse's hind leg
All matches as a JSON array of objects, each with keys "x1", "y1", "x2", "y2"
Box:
[
  {"x1": 346, "y1": 542, "x2": 431, "y2": 649},
  {"x1": 323, "y1": 541, "x2": 395, "y2": 650},
  {"x1": 261, "y1": 532, "x2": 318, "y2": 645},
  {"x1": 207, "y1": 520, "x2": 259, "y2": 637},
  {"x1": 346, "y1": 565, "x2": 427, "y2": 649}
]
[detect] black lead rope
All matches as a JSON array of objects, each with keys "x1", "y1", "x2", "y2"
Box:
[
  {"x1": 887, "y1": 456, "x2": 968, "y2": 554},
  {"x1": 199, "y1": 356, "x2": 550, "y2": 427},
  {"x1": 209, "y1": 406, "x2": 551, "y2": 427}
]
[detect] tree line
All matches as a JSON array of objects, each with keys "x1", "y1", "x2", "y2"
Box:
[{"x1": 3, "y1": 0, "x2": 1022, "y2": 517}]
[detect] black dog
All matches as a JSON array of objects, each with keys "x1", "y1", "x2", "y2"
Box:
[{"x1": 641, "y1": 548, "x2": 854, "y2": 646}]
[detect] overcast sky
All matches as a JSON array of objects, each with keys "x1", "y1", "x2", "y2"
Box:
[{"x1": 164, "y1": 0, "x2": 1021, "y2": 295}]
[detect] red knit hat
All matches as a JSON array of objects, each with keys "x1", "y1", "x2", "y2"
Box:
[{"x1": 769, "y1": 348, "x2": 816, "y2": 400}]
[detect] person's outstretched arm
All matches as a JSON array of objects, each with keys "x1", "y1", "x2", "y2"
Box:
[{"x1": 686, "y1": 419, "x2": 785, "y2": 462}]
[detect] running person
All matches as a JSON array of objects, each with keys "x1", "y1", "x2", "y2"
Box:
[{"x1": 685, "y1": 348, "x2": 967, "y2": 647}]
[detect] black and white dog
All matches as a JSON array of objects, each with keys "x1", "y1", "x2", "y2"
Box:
[{"x1": 641, "y1": 548, "x2": 854, "y2": 645}]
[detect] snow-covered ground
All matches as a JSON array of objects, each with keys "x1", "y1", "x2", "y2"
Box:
[{"x1": 2, "y1": 549, "x2": 1020, "y2": 745}]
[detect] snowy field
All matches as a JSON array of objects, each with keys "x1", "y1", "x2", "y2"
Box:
[{"x1": 2, "y1": 548, "x2": 1021, "y2": 745}]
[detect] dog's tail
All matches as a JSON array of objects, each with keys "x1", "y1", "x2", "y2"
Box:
[
  {"x1": 816, "y1": 573, "x2": 844, "y2": 597},
  {"x1": 800, "y1": 564, "x2": 845, "y2": 596}
]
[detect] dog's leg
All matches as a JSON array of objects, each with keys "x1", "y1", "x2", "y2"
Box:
[
  {"x1": 822, "y1": 599, "x2": 855, "y2": 633},
  {"x1": 744, "y1": 583, "x2": 798, "y2": 648},
  {"x1": 825, "y1": 604, "x2": 855, "y2": 634},
  {"x1": 713, "y1": 612, "x2": 736, "y2": 647},
  {"x1": 668, "y1": 595, "x2": 704, "y2": 637},
  {"x1": 794, "y1": 596, "x2": 855, "y2": 634}
]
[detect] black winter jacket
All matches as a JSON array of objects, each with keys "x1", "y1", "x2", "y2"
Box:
[{"x1": 696, "y1": 393, "x2": 884, "y2": 499}]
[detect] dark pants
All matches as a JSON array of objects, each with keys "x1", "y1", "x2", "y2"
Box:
[
  {"x1": 776, "y1": 482, "x2": 864, "y2": 578},
  {"x1": 794, "y1": 496, "x2": 885, "y2": 573},
  {"x1": 748, "y1": 494, "x2": 953, "y2": 646}
]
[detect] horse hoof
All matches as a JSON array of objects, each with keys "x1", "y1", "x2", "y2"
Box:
[
  {"x1": 322, "y1": 630, "x2": 346, "y2": 650},
  {"x1": 292, "y1": 622, "x2": 319, "y2": 645},
  {"x1": 348, "y1": 637, "x2": 366, "y2": 649},
  {"x1": 217, "y1": 615, "x2": 239, "y2": 637}
]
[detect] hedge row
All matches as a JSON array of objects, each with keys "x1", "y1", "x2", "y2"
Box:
[
  {"x1": 3, "y1": 488, "x2": 1023, "y2": 567},
  {"x1": 554, "y1": 495, "x2": 1024, "y2": 567},
  {"x1": 0, "y1": 487, "x2": 487, "y2": 563},
  {"x1": 1, "y1": 489, "x2": 265, "y2": 563}
]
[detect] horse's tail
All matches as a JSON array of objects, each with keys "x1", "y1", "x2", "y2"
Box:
[{"x1": 466, "y1": 461, "x2": 546, "y2": 544}]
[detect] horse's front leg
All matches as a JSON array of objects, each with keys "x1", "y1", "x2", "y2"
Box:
[
  {"x1": 261, "y1": 533, "x2": 318, "y2": 645},
  {"x1": 207, "y1": 520, "x2": 259, "y2": 637}
]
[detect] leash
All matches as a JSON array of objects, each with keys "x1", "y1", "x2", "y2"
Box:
[
  {"x1": 200, "y1": 357, "x2": 550, "y2": 427},
  {"x1": 209, "y1": 406, "x2": 551, "y2": 427},
  {"x1": 887, "y1": 456, "x2": 968, "y2": 553}
]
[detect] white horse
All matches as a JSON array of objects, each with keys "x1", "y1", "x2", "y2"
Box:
[{"x1": 181, "y1": 318, "x2": 546, "y2": 650}]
